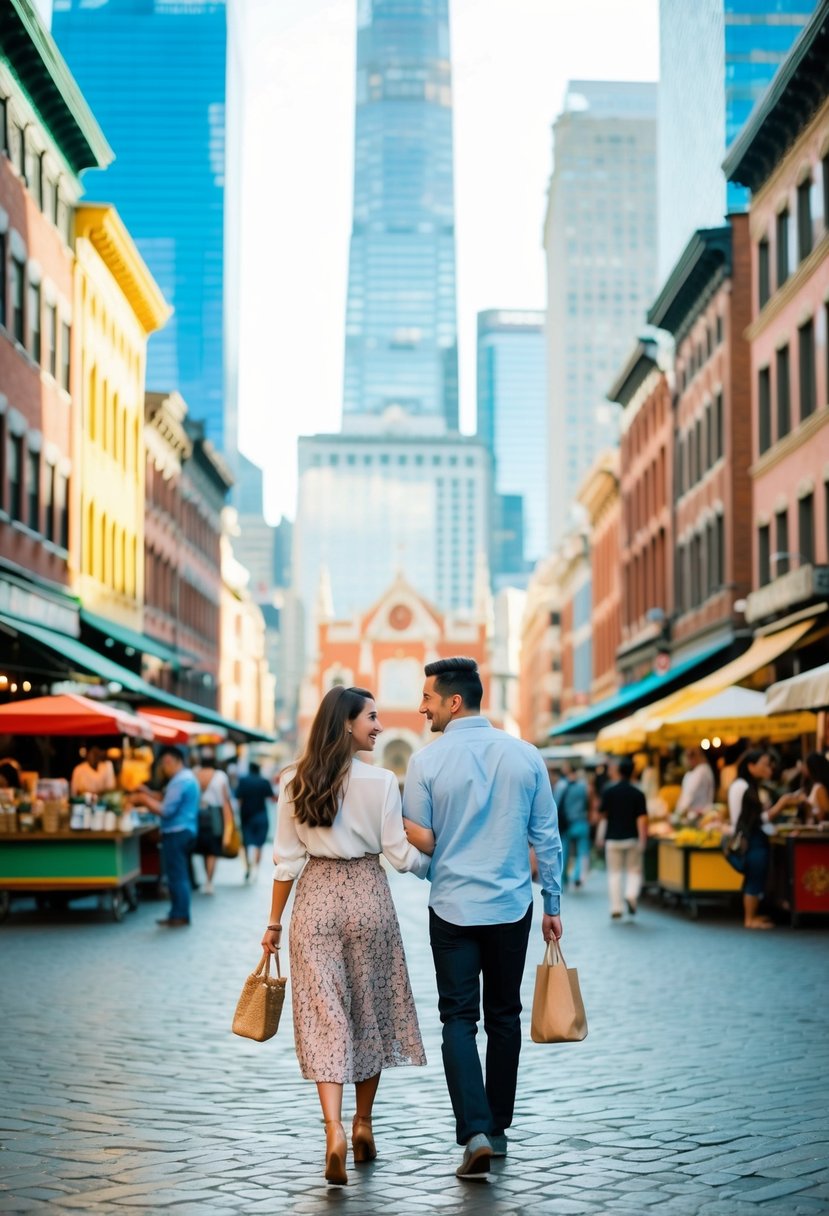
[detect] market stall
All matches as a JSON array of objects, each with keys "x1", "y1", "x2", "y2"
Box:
[
  {"x1": 0, "y1": 695, "x2": 164, "y2": 923},
  {"x1": 769, "y1": 829, "x2": 829, "y2": 927}
]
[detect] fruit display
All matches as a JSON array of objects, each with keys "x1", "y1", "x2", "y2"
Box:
[{"x1": 672, "y1": 827, "x2": 723, "y2": 848}]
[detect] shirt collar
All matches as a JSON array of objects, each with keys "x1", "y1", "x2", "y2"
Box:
[{"x1": 444, "y1": 716, "x2": 492, "y2": 734}]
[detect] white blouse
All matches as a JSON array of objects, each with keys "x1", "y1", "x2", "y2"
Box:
[{"x1": 273, "y1": 758, "x2": 430, "y2": 882}]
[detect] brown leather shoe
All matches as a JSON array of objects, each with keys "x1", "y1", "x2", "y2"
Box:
[
  {"x1": 352, "y1": 1115, "x2": 377, "y2": 1163},
  {"x1": 156, "y1": 918, "x2": 190, "y2": 927},
  {"x1": 324, "y1": 1120, "x2": 347, "y2": 1185}
]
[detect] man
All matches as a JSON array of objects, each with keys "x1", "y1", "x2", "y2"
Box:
[
  {"x1": 403, "y1": 657, "x2": 562, "y2": 1181},
  {"x1": 70, "y1": 743, "x2": 116, "y2": 797},
  {"x1": 129, "y1": 746, "x2": 199, "y2": 927},
  {"x1": 558, "y1": 762, "x2": 591, "y2": 889},
  {"x1": 675, "y1": 746, "x2": 716, "y2": 817},
  {"x1": 235, "y1": 761, "x2": 275, "y2": 882},
  {"x1": 599, "y1": 756, "x2": 649, "y2": 919}
]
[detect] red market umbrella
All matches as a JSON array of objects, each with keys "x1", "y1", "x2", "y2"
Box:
[
  {"x1": 0, "y1": 693, "x2": 146, "y2": 737},
  {"x1": 137, "y1": 712, "x2": 227, "y2": 744}
]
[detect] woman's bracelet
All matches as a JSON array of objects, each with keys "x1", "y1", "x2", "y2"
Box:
[{"x1": 267, "y1": 923, "x2": 282, "y2": 931}]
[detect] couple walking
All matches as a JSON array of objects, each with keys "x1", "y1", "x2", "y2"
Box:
[{"x1": 260, "y1": 656, "x2": 563, "y2": 1185}]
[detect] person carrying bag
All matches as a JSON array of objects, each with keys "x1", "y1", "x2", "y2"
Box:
[{"x1": 530, "y1": 938, "x2": 588, "y2": 1044}]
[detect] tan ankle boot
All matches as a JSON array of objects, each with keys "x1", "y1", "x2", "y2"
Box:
[
  {"x1": 352, "y1": 1115, "x2": 377, "y2": 1163},
  {"x1": 324, "y1": 1120, "x2": 347, "y2": 1185}
]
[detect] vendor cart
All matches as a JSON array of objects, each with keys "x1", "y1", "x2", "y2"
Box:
[
  {"x1": 657, "y1": 838, "x2": 743, "y2": 918},
  {"x1": 769, "y1": 831, "x2": 829, "y2": 927},
  {"x1": 0, "y1": 825, "x2": 156, "y2": 923}
]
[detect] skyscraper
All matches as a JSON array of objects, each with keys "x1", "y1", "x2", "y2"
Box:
[
  {"x1": 52, "y1": 0, "x2": 230, "y2": 451},
  {"x1": 544, "y1": 81, "x2": 658, "y2": 550},
  {"x1": 343, "y1": 0, "x2": 458, "y2": 430},
  {"x1": 658, "y1": 0, "x2": 815, "y2": 278},
  {"x1": 477, "y1": 309, "x2": 547, "y2": 581}
]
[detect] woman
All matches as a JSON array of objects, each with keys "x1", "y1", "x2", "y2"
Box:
[
  {"x1": 192, "y1": 750, "x2": 235, "y2": 894},
  {"x1": 260, "y1": 687, "x2": 432, "y2": 1187},
  {"x1": 802, "y1": 752, "x2": 829, "y2": 825},
  {"x1": 727, "y1": 750, "x2": 799, "y2": 929}
]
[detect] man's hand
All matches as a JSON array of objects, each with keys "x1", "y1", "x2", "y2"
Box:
[{"x1": 542, "y1": 913, "x2": 562, "y2": 943}]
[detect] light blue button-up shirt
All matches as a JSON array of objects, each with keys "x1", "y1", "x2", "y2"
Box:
[
  {"x1": 403, "y1": 716, "x2": 562, "y2": 925},
  {"x1": 160, "y1": 768, "x2": 200, "y2": 835}
]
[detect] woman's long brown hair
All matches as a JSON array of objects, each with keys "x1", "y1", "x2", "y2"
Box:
[{"x1": 290, "y1": 686, "x2": 373, "y2": 827}]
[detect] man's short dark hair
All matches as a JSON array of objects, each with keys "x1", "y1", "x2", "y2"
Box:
[
  {"x1": 618, "y1": 756, "x2": 635, "y2": 779},
  {"x1": 424, "y1": 656, "x2": 483, "y2": 710},
  {"x1": 249, "y1": 761, "x2": 261, "y2": 776},
  {"x1": 158, "y1": 745, "x2": 186, "y2": 765}
]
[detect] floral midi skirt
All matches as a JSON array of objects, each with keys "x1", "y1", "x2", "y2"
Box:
[{"x1": 289, "y1": 854, "x2": 426, "y2": 1083}]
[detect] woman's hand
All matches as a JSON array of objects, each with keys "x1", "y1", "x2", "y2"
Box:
[
  {"x1": 261, "y1": 926, "x2": 282, "y2": 955},
  {"x1": 403, "y1": 817, "x2": 435, "y2": 855}
]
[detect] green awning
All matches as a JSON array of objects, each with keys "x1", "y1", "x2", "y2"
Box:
[
  {"x1": 0, "y1": 612, "x2": 275, "y2": 743},
  {"x1": 80, "y1": 609, "x2": 187, "y2": 668}
]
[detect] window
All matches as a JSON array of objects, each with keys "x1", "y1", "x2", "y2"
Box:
[
  {"x1": 776, "y1": 208, "x2": 789, "y2": 289},
  {"x1": 714, "y1": 392, "x2": 724, "y2": 462},
  {"x1": 705, "y1": 401, "x2": 713, "y2": 470},
  {"x1": 716, "y1": 314, "x2": 723, "y2": 345},
  {"x1": 695, "y1": 418, "x2": 702, "y2": 483},
  {"x1": 8, "y1": 433, "x2": 23, "y2": 520},
  {"x1": 46, "y1": 303, "x2": 57, "y2": 377},
  {"x1": 43, "y1": 462, "x2": 54, "y2": 543},
  {"x1": 56, "y1": 473, "x2": 68, "y2": 550},
  {"x1": 758, "y1": 524, "x2": 771, "y2": 587},
  {"x1": 798, "y1": 318, "x2": 815, "y2": 421},
  {"x1": 824, "y1": 154, "x2": 829, "y2": 240},
  {"x1": 26, "y1": 448, "x2": 39, "y2": 532},
  {"x1": 776, "y1": 345, "x2": 790, "y2": 440},
  {"x1": 717, "y1": 513, "x2": 725, "y2": 588},
  {"x1": 796, "y1": 177, "x2": 812, "y2": 261},
  {"x1": 0, "y1": 232, "x2": 5, "y2": 328},
  {"x1": 12, "y1": 258, "x2": 24, "y2": 343},
  {"x1": 799, "y1": 494, "x2": 814, "y2": 565},
  {"x1": 28, "y1": 281, "x2": 40, "y2": 362},
  {"x1": 775, "y1": 509, "x2": 789, "y2": 576},
  {"x1": 758, "y1": 239, "x2": 771, "y2": 308},
  {"x1": 0, "y1": 96, "x2": 7, "y2": 155},
  {"x1": 15, "y1": 122, "x2": 25, "y2": 178},
  {"x1": 60, "y1": 321, "x2": 70, "y2": 391}
]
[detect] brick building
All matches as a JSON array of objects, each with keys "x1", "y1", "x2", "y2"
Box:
[
  {"x1": 725, "y1": 2, "x2": 829, "y2": 655},
  {"x1": 576, "y1": 450, "x2": 621, "y2": 704},
  {"x1": 610, "y1": 340, "x2": 674, "y2": 683},
  {"x1": 647, "y1": 218, "x2": 753, "y2": 665},
  {"x1": 299, "y1": 573, "x2": 497, "y2": 774},
  {"x1": 517, "y1": 556, "x2": 563, "y2": 744}
]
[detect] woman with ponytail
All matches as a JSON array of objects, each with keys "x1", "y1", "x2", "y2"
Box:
[{"x1": 260, "y1": 686, "x2": 433, "y2": 1186}]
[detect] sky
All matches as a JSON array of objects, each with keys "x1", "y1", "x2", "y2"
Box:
[
  {"x1": 38, "y1": 0, "x2": 660, "y2": 524},
  {"x1": 237, "y1": 0, "x2": 660, "y2": 523}
]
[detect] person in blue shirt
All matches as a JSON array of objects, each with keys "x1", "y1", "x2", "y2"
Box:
[
  {"x1": 403, "y1": 656, "x2": 563, "y2": 1181},
  {"x1": 129, "y1": 745, "x2": 199, "y2": 927}
]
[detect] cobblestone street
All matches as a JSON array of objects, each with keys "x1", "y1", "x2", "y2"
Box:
[{"x1": 1, "y1": 858, "x2": 828, "y2": 1215}]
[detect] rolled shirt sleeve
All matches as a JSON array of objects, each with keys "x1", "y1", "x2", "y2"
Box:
[
  {"x1": 272, "y1": 776, "x2": 308, "y2": 882},
  {"x1": 381, "y1": 773, "x2": 431, "y2": 878},
  {"x1": 527, "y1": 757, "x2": 563, "y2": 917}
]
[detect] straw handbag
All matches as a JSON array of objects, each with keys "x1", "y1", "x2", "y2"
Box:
[
  {"x1": 232, "y1": 950, "x2": 287, "y2": 1042},
  {"x1": 530, "y1": 939, "x2": 588, "y2": 1044}
]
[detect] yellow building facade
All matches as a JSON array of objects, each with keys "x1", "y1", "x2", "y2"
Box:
[{"x1": 71, "y1": 205, "x2": 170, "y2": 627}]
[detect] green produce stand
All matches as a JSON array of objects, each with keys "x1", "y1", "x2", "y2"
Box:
[{"x1": 0, "y1": 826, "x2": 155, "y2": 923}]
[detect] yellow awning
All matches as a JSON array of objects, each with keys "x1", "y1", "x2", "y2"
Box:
[{"x1": 596, "y1": 618, "x2": 815, "y2": 754}]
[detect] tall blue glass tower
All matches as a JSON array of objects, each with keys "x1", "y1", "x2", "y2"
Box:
[
  {"x1": 343, "y1": 0, "x2": 459, "y2": 431},
  {"x1": 52, "y1": 0, "x2": 228, "y2": 450}
]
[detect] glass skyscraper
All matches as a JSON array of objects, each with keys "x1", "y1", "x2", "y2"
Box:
[
  {"x1": 477, "y1": 309, "x2": 547, "y2": 580},
  {"x1": 343, "y1": 0, "x2": 458, "y2": 430},
  {"x1": 658, "y1": 0, "x2": 815, "y2": 277},
  {"x1": 52, "y1": 0, "x2": 229, "y2": 450}
]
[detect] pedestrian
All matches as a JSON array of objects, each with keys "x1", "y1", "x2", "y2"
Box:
[
  {"x1": 727, "y1": 749, "x2": 799, "y2": 929},
  {"x1": 401, "y1": 656, "x2": 562, "y2": 1181},
  {"x1": 192, "y1": 748, "x2": 235, "y2": 895},
  {"x1": 599, "y1": 756, "x2": 649, "y2": 919},
  {"x1": 236, "y1": 761, "x2": 275, "y2": 882},
  {"x1": 558, "y1": 763, "x2": 591, "y2": 888},
  {"x1": 70, "y1": 742, "x2": 116, "y2": 797},
  {"x1": 675, "y1": 745, "x2": 715, "y2": 818},
  {"x1": 127, "y1": 745, "x2": 199, "y2": 927},
  {"x1": 260, "y1": 686, "x2": 431, "y2": 1187},
  {"x1": 801, "y1": 752, "x2": 829, "y2": 825}
]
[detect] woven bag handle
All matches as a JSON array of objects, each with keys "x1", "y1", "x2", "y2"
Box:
[{"x1": 255, "y1": 949, "x2": 282, "y2": 980}]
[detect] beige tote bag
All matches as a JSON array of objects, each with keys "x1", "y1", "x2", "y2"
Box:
[
  {"x1": 530, "y1": 939, "x2": 588, "y2": 1044},
  {"x1": 232, "y1": 950, "x2": 287, "y2": 1042}
]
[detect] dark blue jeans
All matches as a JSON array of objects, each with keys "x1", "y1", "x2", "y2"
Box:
[
  {"x1": 429, "y1": 903, "x2": 533, "y2": 1145},
  {"x1": 161, "y1": 830, "x2": 195, "y2": 921}
]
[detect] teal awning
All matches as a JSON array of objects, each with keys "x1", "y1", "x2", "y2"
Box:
[
  {"x1": 0, "y1": 612, "x2": 275, "y2": 743},
  {"x1": 80, "y1": 609, "x2": 188, "y2": 668},
  {"x1": 548, "y1": 641, "x2": 734, "y2": 741}
]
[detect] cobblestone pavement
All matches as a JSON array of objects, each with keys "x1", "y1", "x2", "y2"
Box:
[{"x1": 1, "y1": 856, "x2": 828, "y2": 1216}]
